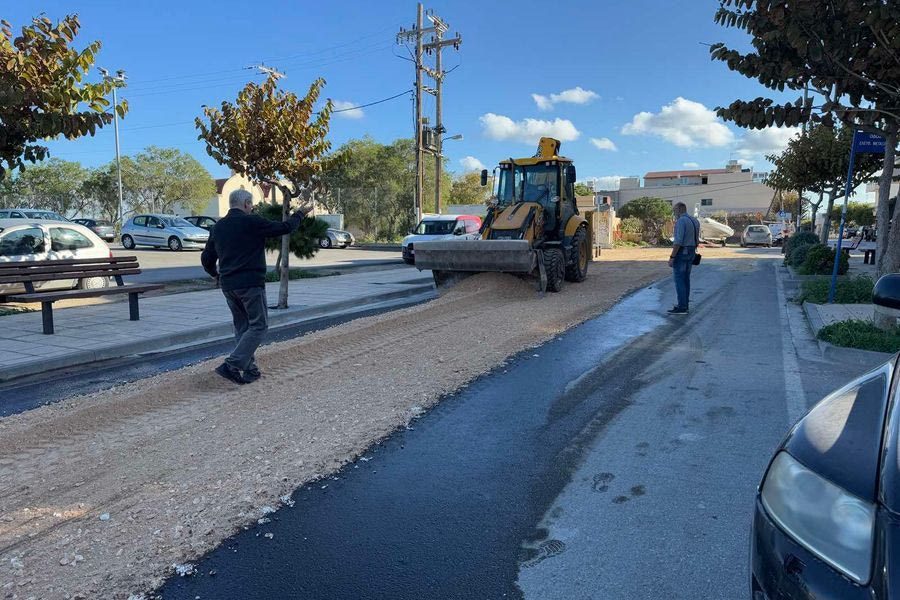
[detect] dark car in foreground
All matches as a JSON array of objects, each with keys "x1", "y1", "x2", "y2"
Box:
[
  {"x1": 184, "y1": 215, "x2": 218, "y2": 232},
  {"x1": 73, "y1": 218, "x2": 115, "y2": 242},
  {"x1": 751, "y1": 274, "x2": 900, "y2": 599}
]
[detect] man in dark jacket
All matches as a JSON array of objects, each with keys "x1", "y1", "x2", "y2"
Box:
[{"x1": 201, "y1": 189, "x2": 307, "y2": 384}]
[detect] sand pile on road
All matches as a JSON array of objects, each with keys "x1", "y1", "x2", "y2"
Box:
[{"x1": 0, "y1": 251, "x2": 676, "y2": 599}]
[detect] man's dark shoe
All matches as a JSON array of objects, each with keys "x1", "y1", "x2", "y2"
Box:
[
  {"x1": 215, "y1": 363, "x2": 247, "y2": 384},
  {"x1": 667, "y1": 306, "x2": 688, "y2": 314},
  {"x1": 244, "y1": 367, "x2": 261, "y2": 382}
]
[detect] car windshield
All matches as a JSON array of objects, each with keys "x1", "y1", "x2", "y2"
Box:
[
  {"x1": 496, "y1": 164, "x2": 559, "y2": 207},
  {"x1": 24, "y1": 211, "x2": 66, "y2": 221},
  {"x1": 163, "y1": 217, "x2": 195, "y2": 228},
  {"x1": 748, "y1": 226, "x2": 768, "y2": 233},
  {"x1": 414, "y1": 220, "x2": 456, "y2": 235}
]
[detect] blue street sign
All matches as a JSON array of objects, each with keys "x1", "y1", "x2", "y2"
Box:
[{"x1": 853, "y1": 132, "x2": 887, "y2": 154}]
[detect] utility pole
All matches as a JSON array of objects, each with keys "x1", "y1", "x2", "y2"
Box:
[
  {"x1": 424, "y1": 13, "x2": 461, "y2": 214},
  {"x1": 99, "y1": 68, "x2": 126, "y2": 226},
  {"x1": 398, "y1": 5, "x2": 461, "y2": 220}
]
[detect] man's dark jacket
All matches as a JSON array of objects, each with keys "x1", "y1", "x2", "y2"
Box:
[{"x1": 201, "y1": 208, "x2": 302, "y2": 292}]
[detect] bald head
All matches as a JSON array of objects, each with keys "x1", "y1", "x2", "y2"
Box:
[{"x1": 673, "y1": 202, "x2": 686, "y2": 216}]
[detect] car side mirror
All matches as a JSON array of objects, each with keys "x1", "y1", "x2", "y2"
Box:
[
  {"x1": 454, "y1": 228, "x2": 464, "y2": 236},
  {"x1": 873, "y1": 274, "x2": 900, "y2": 310},
  {"x1": 566, "y1": 165, "x2": 577, "y2": 182},
  {"x1": 480, "y1": 169, "x2": 489, "y2": 187},
  {"x1": 157, "y1": 223, "x2": 165, "y2": 229}
]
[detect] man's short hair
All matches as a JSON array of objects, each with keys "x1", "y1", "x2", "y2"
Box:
[
  {"x1": 229, "y1": 189, "x2": 253, "y2": 208},
  {"x1": 673, "y1": 202, "x2": 687, "y2": 212}
]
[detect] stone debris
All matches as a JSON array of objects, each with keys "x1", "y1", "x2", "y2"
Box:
[{"x1": 173, "y1": 563, "x2": 197, "y2": 577}]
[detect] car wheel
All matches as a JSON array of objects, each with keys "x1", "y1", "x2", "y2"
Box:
[
  {"x1": 168, "y1": 236, "x2": 182, "y2": 251},
  {"x1": 543, "y1": 248, "x2": 565, "y2": 292},
  {"x1": 78, "y1": 276, "x2": 110, "y2": 290},
  {"x1": 403, "y1": 257, "x2": 415, "y2": 265},
  {"x1": 319, "y1": 237, "x2": 332, "y2": 249},
  {"x1": 121, "y1": 234, "x2": 135, "y2": 249}
]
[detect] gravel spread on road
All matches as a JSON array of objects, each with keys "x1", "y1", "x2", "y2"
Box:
[{"x1": 0, "y1": 248, "x2": 744, "y2": 598}]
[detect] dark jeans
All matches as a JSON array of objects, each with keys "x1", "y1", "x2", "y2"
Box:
[
  {"x1": 673, "y1": 249, "x2": 696, "y2": 310},
  {"x1": 223, "y1": 286, "x2": 268, "y2": 371}
]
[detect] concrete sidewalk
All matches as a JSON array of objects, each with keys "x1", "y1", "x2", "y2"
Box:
[{"x1": 0, "y1": 268, "x2": 434, "y2": 382}]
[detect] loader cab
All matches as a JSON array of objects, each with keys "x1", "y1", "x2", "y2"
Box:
[{"x1": 495, "y1": 159, "x2": 577, "y2": 236}]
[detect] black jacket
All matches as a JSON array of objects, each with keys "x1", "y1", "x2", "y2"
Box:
[{"x1": 201, "y1": 208, "x2": 303, "y2": 291}]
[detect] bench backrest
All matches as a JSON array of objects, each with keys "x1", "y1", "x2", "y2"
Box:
[{"x1": 0, "y1": 256, "x2": 141, "y2": 285}]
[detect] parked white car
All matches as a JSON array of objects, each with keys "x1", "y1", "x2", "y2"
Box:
[
  {"x1": 0, "y1": 219, "x2": 113, "y2": 294},
  {"x1": 401, "y1": 214, "x2": 483, "y2": 265},
  {"x1": 741, "y1": 224, "x2": 773, "y2": 247}
]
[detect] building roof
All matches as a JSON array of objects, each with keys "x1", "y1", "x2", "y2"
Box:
[{"x1": 644, "y1": 168, "x2": 728, "y2": 179}]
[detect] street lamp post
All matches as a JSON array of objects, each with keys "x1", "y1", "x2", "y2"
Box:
[
  {"x1": 436, "y1": 134, "x2": 463, "y2": 214},
  {"x1": 99, "y1": 68, "x2": 127, "y2": 227}
]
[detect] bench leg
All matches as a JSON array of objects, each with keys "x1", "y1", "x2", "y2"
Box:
[
  {"x1": 41, "y1": 302, "x2": 54, "y2": 335},
  {"x1": 129, "y1": 293, "x2": 140, "y2": 321}
]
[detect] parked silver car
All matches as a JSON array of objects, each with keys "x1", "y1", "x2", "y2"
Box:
[
  {"x1": 73, "y1": 218, "x2": 116, "y2": 242},
  {"x1": 318, "y1": 228, "x2": 355, "y2": 249},
  {"x1": 0, "y1": 208, "x2": 69, "y2": 221},
  {"x1": 741, "y1": 224, "x2": 773, "y2": 247},
  {"x1": 121, "y1": 214, "x2": 210, "y2": 251}
]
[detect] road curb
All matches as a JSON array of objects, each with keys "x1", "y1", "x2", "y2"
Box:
[
  {"x1": 801, "y1": 300, "x2": 893, "y2": 366},
  {"x1": 0, "y1": 283, "x2": 435, "y2": 383}
]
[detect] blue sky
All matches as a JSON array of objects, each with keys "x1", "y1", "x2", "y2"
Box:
[{"x1": 10, "y1": 0, "x2": 804, "y2": 188}]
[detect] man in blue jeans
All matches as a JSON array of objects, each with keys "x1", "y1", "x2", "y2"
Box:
[
  {"x1": 201, "y1": 189, "x2": 308, "y2": 384},
  {"x1": 667, "y1": 202, "x2": 700, "y2": 315}
]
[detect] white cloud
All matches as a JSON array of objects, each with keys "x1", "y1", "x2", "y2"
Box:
[
  {"x1": 683, "y1": 161, "x2": 699, "y2": 168},
  {"x1": 531, "y1": 94, "x2": 553, "y2": 111},
  {"x1": 332, "y1": 100, "x2": 364, "y2": 119},
  {"x1": 621, "y1": 97, "x2": 734, "y2": 148},
  {"x1": 479, "y1": 113, "x2": 580, "y2": 144},
  {"x1": 531, "y1": 86, "x2": 599, "y2": 110},
  {"x1": 459, "y1": 156, "x2": 486, "y2": 172},
  {"x1": 734, "y1": 127, "x2": 800, "y2": 161},
  {"x1": 584, "y1": 175, "x2": 624, "y2": 191},
  {"x1": 590, "y1": 137, "x2": 618, "y2": 152}
]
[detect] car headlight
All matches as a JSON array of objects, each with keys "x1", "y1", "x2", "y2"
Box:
[{"x1": 761, "y1": 451, "x2": 875, "y2": 583}]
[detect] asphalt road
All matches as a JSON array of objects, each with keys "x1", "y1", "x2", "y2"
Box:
[
  {"x1": 157, "y1": 251, "x2": 879, "y2": 599},
  {"x1": 110, "y1": 245, "x2": 402, "y2": 283}
]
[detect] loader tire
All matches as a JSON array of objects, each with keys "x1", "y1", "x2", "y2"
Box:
[
  {"x1": 544, "y1": 248, "x2": 565, "y2": 292},
  {"x1": 565, "y1": 226, "x2": 589, "y2": 283}
]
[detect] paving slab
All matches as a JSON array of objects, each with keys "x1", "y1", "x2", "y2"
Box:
[{"x1": 0, "y1": 267, "x2": 434, "y2": 382}]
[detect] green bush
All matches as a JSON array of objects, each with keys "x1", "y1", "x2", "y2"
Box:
[
  {"x1": 255, "y1": 203, "x2": 330, "y2": 260},
  {"x1": 797, "y1": 276, "x2": 874, "y2": 304},
  {"x1": 800, "y1": 243, "x2": 849, "y2": 275},
  {"x1": 818, "y1": 319, "x2": 900, "y2": 353},
  {"x1": 789, "y1": 242, "x2": 815, "y2": 267},
  {"x1": 784, "y1": 231, "x2": 819, "y2": 262},
  {"x1": 619, "y1": 217, "x2": 642, "y2": 234}
]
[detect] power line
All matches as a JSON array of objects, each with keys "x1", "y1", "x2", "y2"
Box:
[{"x1": 323, "y1": 89, "x2": 412, "y2": 114}]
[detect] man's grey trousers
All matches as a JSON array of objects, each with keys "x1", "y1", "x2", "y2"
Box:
[{"x1": 222, "y1": 286, "x2": 268, "y2": 371}]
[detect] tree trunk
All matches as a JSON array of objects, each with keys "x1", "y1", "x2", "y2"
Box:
[
  {"x1": 876, "y1": 131, "x2": 897, "y2": 276},
  {"x1": 874, "y1": 130, "x2": 897, "y2": 330},
  {"x1": 277, "y1": 189, "x2": 291, "y2": 310},
  {"x1": 820, "y1": 190, "x2": 838, "y2": 243}
]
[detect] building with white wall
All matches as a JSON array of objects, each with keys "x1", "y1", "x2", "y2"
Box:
[{"x1": 598, "y1": 161, "x2": 776, "y2": 216}]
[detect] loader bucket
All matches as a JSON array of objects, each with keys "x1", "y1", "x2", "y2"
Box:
[{"x1": 413, "y1": 239, "x2": 536, "y2": 277}]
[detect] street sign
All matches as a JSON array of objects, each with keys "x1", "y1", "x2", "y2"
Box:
[
  {"x1": 777, "y1": 211, "x2": 791, "y2": 221},
  {"x1": 853, "y1": 132, "x2": 887, "y2": 154}
]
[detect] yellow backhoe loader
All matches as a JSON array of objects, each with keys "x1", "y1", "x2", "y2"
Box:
[{"x1": 414, "y1": 137, "x2": 591, "y2": 292}]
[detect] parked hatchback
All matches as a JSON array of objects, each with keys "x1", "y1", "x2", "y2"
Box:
[
  {"x1": 751, "y1": 275, "x2": 900, "y2": 599},
  {"x1": 0, "y1": 219, "x2": 112, "y2": 293},
  {"x1": 742, "y1": 224, "x2": 773, "y2": 248},
  {"x1": 401, "y1": 214, "x2": 482, "y2": 264},
  {"x1": 184, "y1": 215, "x2": 218, "y2": 232},
  {"x1": 73, "y1": 218, "x2": 116, "y2": 242},
  {"x1": 121, "y1": 214, "x2": 210, "y2": 251},
  {"x1": 0, "y1": 208, "x2": 69, "y2": 221}
]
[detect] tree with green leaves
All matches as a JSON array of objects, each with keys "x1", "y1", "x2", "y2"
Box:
[
  {"x1": 120, "y1": 146, "x2": 214, "y2": 216},
  {"x1": 447, "y1": 171, "x2": 489, "y2": 207},
  {"x1": 196, "y1": 74, "x2": 343, "y2": 309},
  {"x1": 82, "y1": 162, "x2": 122, "y2": 222},
  {"x1": 618, "y1": 197, "x2": 673, "y2": 242},
  {"x1": 0, "y1": 14, "x2": 127, "y2": 178},
  {"x1": 829, "y1": 201, "x2": 876, "y2": 228},
  {"x1": 574, "y1": 182, "x2": 593, "y2": 197},
  {"x1": 710, "y1": 0, "x2": 900, "y2": 282},
  {"x1": 15, "y1": 158, "x2": 89, "y2": 217},
  {"x1": 766, "y1": 125, "x2": 880, "y2": 241}
]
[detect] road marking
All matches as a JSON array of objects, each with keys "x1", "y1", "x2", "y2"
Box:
[{"x1": 775, "y1": 265, "x2": 807, "y2": 425}]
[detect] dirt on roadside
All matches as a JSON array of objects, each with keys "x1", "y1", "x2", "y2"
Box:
[{"x1": 0, "y1": 248, "x2": 737, "y2": 598}]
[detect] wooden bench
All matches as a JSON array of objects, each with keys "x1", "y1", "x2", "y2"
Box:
[{"x1": 0, "y1": 256, "x2": 164, "y2": 334}]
